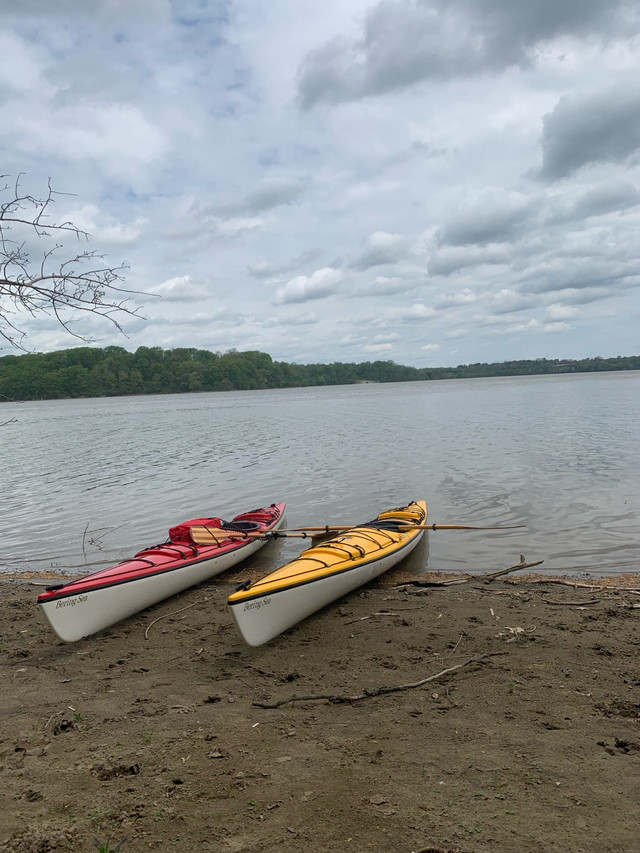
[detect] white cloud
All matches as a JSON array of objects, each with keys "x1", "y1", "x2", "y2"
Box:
[
  {"x1": 394, "y1": 304, "x2": 436, "y2": 322},
  {"x1": 546, "y1": 303, "x2": 580, "y2": 321},
  {"x1": 216, "y1": 217, "x2": 265, "y2": 237},
  {"x1": 275, "y1": 268, "x2": 343, "y2": 304},
  {"x1": 155, "y1": 275, "x2": 208, "y2": 301},
  {"x1": 0, "y1": 31, "x2": 49, "y2": 95},
  {"x1": 363, "y1": 342, "x2": 392, "y2": 352},
  {"x1": 61, "y1": 204, "x2": 149, "y2": 245},
  {"x1": 350, "y1": 230, "x2": 411, "y2": 270}
]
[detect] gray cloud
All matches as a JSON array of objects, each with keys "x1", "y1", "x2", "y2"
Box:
[
  {"x1": 356, "y1": 275, "x2": 421, "y2": 296},
  {"x1": 297, "y1": 0, "x2": 640, "y2": 108},
  {"x1": 0, "y1": 0, "x2": 171, "y2": 23},
  {"x1": 519, "y1": 256, "x2": 640, "y2": 295},
  {"x1": 208, "y1": 177, "x2": 306, "y2": 217},
  {"x1": 438, "y1": 196, "x2": 538, "y2": 247},
  {"x1": 539, "y1": 89, "x2": 640, "y2": 181},
  {"x1": 546, "y1": 180, "x2": 640, "y2": 223},
  {"x1": 349, "y1": 232, "x2": 411, "y2": 270},
  {"x1": 247, "y1": 249, "x2": 321, "y2": 280},
  {"x1": 428, "y1": 245, "x2": 510, "y2": 277},
  {"x1": 240, "y1": 178, "x2": 306, "y2": 214}
]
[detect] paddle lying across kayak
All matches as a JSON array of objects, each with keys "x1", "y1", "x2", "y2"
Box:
[
  {"x1": 227, "y1": 499, "x2": 427, "y2": 646},
  {"x1": 38, "y1": 502, "x2": 285, "y2": 642}
]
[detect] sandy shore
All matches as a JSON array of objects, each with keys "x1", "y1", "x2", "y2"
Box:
[{"x1": 2, "y1": 564, "x2": 640, "y2": 853}]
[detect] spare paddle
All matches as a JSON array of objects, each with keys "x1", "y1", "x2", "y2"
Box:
[
  {"x1": 189, "y1": 526, "x2": 312, "y2": 545},
  {"x1": 398, "y1": 523, "x2": 526, "y2": 531},
  {"x1": 190, "y1": 521, "x2": 526, "y2": 544},
  {"x1": 280, "y1": 525, "x2": 356, "y2": 533},
  {"x1": 280, "y1": 523, "x2": 525, "y2": 534}
]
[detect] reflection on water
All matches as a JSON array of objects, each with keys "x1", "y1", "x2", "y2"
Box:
[{"x1": 2, "y1": 372, "x2": 639, "y2": 577}]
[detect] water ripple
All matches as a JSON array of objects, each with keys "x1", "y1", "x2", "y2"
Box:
[{"x1": 2, "y1": 373, "x2": 639, "y2": 577}]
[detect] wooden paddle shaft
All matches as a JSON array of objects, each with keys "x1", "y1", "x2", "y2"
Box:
[
  {"x1": 190, "y1": 522, "x2": 525, "y2": 544},
  {"x1": 189, "y1": 527, "x2": 311, "y2": 544},
  {"x1": 282, "y1": 523, "x2": 525, "y2": 533},
  {"x1": 282, "y1": 525, "x2": 355, "y2": 533},
  {"x1": 398, "y1": 523, "x2": 525, "y2": 531}
]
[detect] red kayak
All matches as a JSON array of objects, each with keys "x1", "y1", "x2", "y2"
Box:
[{"x1": 38, "y1": 502, "x2": 285, "y2": 642}]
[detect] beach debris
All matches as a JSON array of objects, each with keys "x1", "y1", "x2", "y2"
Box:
[
  {"x1": 144, "y1": 596, "x2": 210, "y2": 638},
  {"x1": 394, "y1": 556, "x2": 544, "y2": 590},
  {"x1": 252, "y1": 651, "x2": 506, "y2": 708}
]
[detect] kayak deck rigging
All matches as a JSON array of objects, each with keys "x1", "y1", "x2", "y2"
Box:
[
  {"x1": 234, "y1": 502, "x2": 425, "y2": 595},
  {"x1": 41, "y1": 504, "x2": 283, "y2": 597}
]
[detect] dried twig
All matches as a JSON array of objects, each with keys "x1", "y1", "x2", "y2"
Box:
[
  {"x1": 43, "y1": 711, "x2": 65, "y2": 731},
  {"x1": 253, "y1": 651, "x2": 505, "y2": 708},
  {"x1": 144, "y1": 597, "x2": 210, "y2": 639},
  {"x1": 446, "y1": 633, "x2": 464, "y2": 657},
  {"x1": 345, "y1": 604, "x2": 428, "y2": 624}
]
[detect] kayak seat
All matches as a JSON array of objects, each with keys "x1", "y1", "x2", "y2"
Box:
[
  {"x1": 368, "y1": 519, "x2": 416, "y2": 534},
  {"x1": 223, "y1": 521, "x2": 261, "y2": 532}
]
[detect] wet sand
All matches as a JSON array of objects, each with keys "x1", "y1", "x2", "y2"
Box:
[{"x1": 2, "y1": 565, "x2": 640, "y2": 853}]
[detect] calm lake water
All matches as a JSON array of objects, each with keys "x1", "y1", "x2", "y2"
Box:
[{"x1": 2, "y1": 372, "x2": 639, "y2": 579}]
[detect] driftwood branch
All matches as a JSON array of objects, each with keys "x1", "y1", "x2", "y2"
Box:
[
  {"x1": 253, "y1": 651, "x2": 505, "y2": 708},
  {"x1": 481, "y1": 555, "x2": 544, "y2": 581},
  {"x1": 523, "y1": 578, "x2": 640, "y2": 593},
  {"x1": 395, "y1": 555, "x2": 544, "y2": 589}
]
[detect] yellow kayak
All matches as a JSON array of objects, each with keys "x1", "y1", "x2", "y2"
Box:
[{"x1": 228, "y1": 500, "x2": 427, "y2": 646}]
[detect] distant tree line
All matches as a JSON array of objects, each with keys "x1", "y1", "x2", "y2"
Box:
[{"x1": 0, "y1": 346, "x2": 639, "y2": 402}]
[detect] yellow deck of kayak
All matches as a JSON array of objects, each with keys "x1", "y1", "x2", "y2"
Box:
[{"x1": 228, "y1": 500, "x2": 427, "y2": 603}]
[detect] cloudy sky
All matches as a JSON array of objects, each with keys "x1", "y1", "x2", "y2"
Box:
[{"x1": 2, "y1": 0, "x2": 640, "y2": 367}]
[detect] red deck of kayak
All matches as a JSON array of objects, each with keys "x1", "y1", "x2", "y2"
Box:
[{"x1": 37, "y1": 503, "x2": 284, "y2": 602}]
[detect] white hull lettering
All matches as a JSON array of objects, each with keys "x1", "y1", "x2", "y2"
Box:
[
  {"x1": 243, "y1": 597, "x2": 271, "y2": 611},
  {"x1": 55, "y1": 594, "x2": 88, "y2": 609}
]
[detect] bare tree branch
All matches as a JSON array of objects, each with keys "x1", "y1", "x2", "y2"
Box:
[{"x1": 0, "y1": 173, "x2": 144, "y2": 349}]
